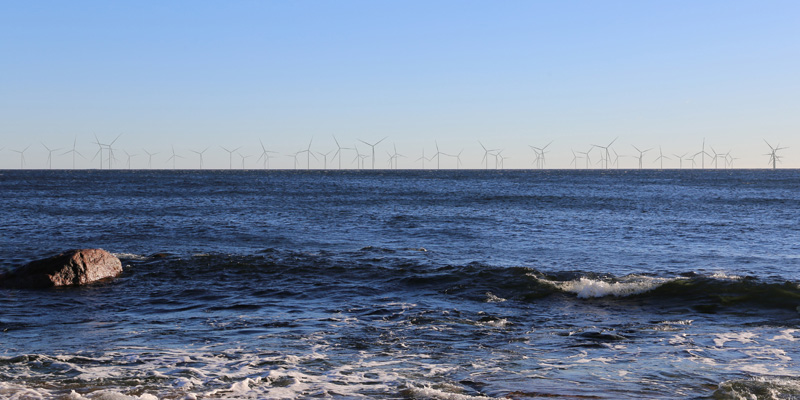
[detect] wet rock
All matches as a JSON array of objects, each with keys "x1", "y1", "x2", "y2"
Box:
[{"x1": 0, "y1": 249, "x2": 122, "y2": 289}]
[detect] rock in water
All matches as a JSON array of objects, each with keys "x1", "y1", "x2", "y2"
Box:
[{"x1": 1, "y1": 249, "x2": 122, "y2": 289}]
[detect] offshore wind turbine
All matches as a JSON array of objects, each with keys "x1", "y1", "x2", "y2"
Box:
[
  {"x1": 709, "y1": 147, "x2": 721, "y2": 169},
  {"x1": 478, "y1": 141, "x2": 498, "y2": 170},
  {"x1": 143, "y1": 149, "x2": 159, "y2": 169},
  {"x1": 123, "y1": 150, "x2": 137, "y2": 169},
  {"x1": 432, "y1": 141, "x2": 444, "y2": 170},
  {"x1": 764, "y1": 140, "x2": 788, "y2": 170},
  {"x1": 654, "y1": 146, "x2": 670, "y2": 170},
  {"x1": 632, "y1": 145, "x2": 652, "y2": 170},
  {"x1": 387, "y1": 144, "x2": 405, "y2": 169},
  {"x1": 92, "y1": 136, "x2": 105, "y2": 169},
  {"x1": 62, "y1": 137, "x2": 84, "y2": 169},
  {"x1": 190, "y1": 148, "x2": 209, "y2": 169},
  {"x1": 106, "y1": 134, "x2": 121, "y2": 169},
  {"x1": 591, "y1": 137, "x2": 617, "y2": 169},
  {"x1": 692, "y1": 138, "x2": 711, "y2": 170},
  {"x1": 11, "y1": 146, "x2": 30, "y2": 169},
  {"x1": 454, "y1": 149, "x2": 464, "y2": 170},
  {"x1": 41, "y1": 143, "x2": 62, "y2": 169},
  {"x1": 220, "y1": 146, "x2": 241, "y2": 170},
  {"x1": 166, "y1": 146, "x2": 183, "y2": 169},
  {"x1": 577, "y1": 149, "x2": 592, "y2": 169},
  {"x1": 257, "y1": 140, "x2": 278, "y2": 169},
  {"x1": 351, "y1": 145, "x2": 363, "y2": 170},
  {"x1": 331, "y1": 136, "x2": 354, "y2": 170},
  {"x1": 358, "y1": 137, "x2": 387, "y2": 170},
  {"x1": 238, "y1": 152, "x2": 253, "y2": 169},
  {"x1": 416, "y1": 148, "x2": 430, "y2": 169},
  {"x1": 529, "y1": 141, "x2": 553, "y2": 169},
  {"x1": 298, "y1": 138, "x2": 317, "y2": 170},
  {"x1": 288, "y1": 151, "x2": 301, "y2": 170},
  {"x1": 317, "y1": 150, "x2": 333, "y2": 170},
  {"x1": 570, "y1": 149, "x2": 581, "y2": 169},
  {"x1": 673, "y1": 152, "x2": 688, "y2": 169}
]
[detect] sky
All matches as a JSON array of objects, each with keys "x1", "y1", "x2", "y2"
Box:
[{"x1": 1, "y1": 1, "x2": 798, "y2": 169}]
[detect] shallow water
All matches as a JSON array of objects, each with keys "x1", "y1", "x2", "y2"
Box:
[{"x1": 1, "y1": 170, "x2": 799, "y2": 399}]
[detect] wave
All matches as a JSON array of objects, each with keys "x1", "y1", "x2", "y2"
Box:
[
  {"x1": 111, "y1": 251, "x2": 800, "y2": 314},
  {"x1": 714, "y1": 376, "x2": 800, "y2": 399}
]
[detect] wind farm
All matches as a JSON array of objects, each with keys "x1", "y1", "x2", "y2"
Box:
[{"x1": 1, "y1": 136, "x2": 797, "y2": 171}]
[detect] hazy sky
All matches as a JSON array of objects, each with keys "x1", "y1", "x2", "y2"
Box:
[{"x1": 2, "y1": 1, "x2": 798, "y2": 169}]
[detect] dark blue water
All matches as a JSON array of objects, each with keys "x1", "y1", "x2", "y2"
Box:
[{"x1": 1, "y1": 170, "x2": 799, "y2": 399}]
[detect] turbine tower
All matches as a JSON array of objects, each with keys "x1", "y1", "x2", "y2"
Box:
[
  {"x1": 190, "y1": 148, "x2": 209, "y2": 169},
  {"x1": 143, "y1": 149, "x2": 159, "y2": 169},
  {"x1": 591, "y1": 137, "x2": 617, "y2": 169},
  {"x1": 764, "y1": 140, "x2": 788, "y2": 170},
  {"x1": 358, "y1": 137, "x2": 387, "y2": 170},
  {"x1": 41, "y1": 143, "x2": 62, "y2": 169},
  {"x1": 166, "y1": 146, "x2": 183, "y2": 169},
  {"x1": 62, "y1": 136, "x2": 84, "y2": 169},
  {"x1": 632, "y1": 145, "x2": 652, "y2": 170},
  {"x1": 220, "y1": 146, "x2": 241, "y2": 170},
  {"x1": 257, "y1": 140, "x2": 278, "y2": 169},
  {"x1": 11, "y1": 146, "x2": 30, "y2": 169},
  {"x1": 653, "y1": 146, "x2": 670, "y2": 170}
]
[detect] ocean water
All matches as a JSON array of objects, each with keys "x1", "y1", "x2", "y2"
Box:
[{"x1": 1, "y1": 169, "x2": 799, "y2": 400}]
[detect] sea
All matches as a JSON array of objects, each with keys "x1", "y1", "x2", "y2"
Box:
[{"x1": 1, "y1": 169, "x2": 799, "y2": 400}]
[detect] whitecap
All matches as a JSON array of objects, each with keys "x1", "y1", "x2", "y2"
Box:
[{"x1": 544, "y1": 275, "x2": 671, "y2": 298}]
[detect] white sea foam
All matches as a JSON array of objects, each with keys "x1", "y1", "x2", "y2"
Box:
[
  {"x1": 714, "y1": 332, "x2": 759, "y2": 348},
  {"x1": 404, "y1": 384, "x2": 495, "y2": 400},
  {"x1": 544, "y1": 275, "x2": 671, "y2": 298},
  {"x1": 484, "y1": 292, "x2": 506, "y2": 303}
]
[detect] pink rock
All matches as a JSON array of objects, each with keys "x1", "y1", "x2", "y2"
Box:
[{"x1": 1, "y1": 249, "x2": 122, "y2": 288}]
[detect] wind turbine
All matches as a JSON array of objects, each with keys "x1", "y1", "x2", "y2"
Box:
[
  {"x1": 288, "y1": 151, "x2": 301, "y2": 170},
  {"x1": 387, "y1": 144, "x2": 405, "y2": 169},
  {"x1": 632, "y1": 145, "x2": 652, "y2": 170},
  {"x1": 92, "y1": 135, "x2": 105, "y2": 169},
  {"x1": 577, "y1": 149, "x2": 592, "y2": 169},
  {"x1": 686, "y1": 153, "x2": 698, "y2": 169},
  {"x1": 123, "y1": 150, "x2": 137, "y2": 169},
  {"x1": 530, "y1": 141, "x2": 553, "y2": 169},
  {"x1": 317, "y1": 150, "x2": 333, "y2": 170},
  {"x1": 238, "y1": 152, "x2": 253, "y2": 169},
  {"x1": 257, "y1": 140, "x2": 278, "y2": 169},
  {"x1": 764, "y1": 140, "x2": 788, "y2": 170},
  {"x1": 498, "y1": 151, "x2": 510, "y2": 169},
  {"x1": 416, "y1": 148, "x2": 431, "y2": 169},
  {"x1": 220, "y1": 146, "x2": 241, "y2": 170},
  {"x1": 692, "y1": 138, "x2": 711, "y2": 170},
  {"x1": 190, "y1": 148, "x2": 209, "y2": 169},
  {"x1": 433, "y1": 141, "x2": 444, "y2": 170},
  {"x1": 61, "y1": 136, "x2": 84, "y2": 169},
  {"x1": 11, "y1": 146, "x2": 30, "y2": 169},
  {"x1": 298, "y1": 138, "x2": 317, "y2": 170},
  {"x1": 673, "y1": 152, "x2": 688, "y2": 169},
  {"x1": 143, "y1": 149, "x2": 159, "y2": 169},
  {"x1": 166, "y1": 146, "x2": 183, "y2": 169},
  {"x1": 331, "y1": 136, "x2": 354, "y2": 170},
  {"x1": 454, "y1": 149, "x2": 464, "y2": 170},
  {"x1": 591, "y1": 137, "x2": 617, "y2": 169},
  {"x1": 653, "y1": 146, "x2": 670, "y2": 170},
  {"x1": 709, "y1": 147, "x2": 721, "y2": 169},
  {"x1": 358, "y1": 137, "x2": 387, "y2": 170},
  {"x1": 478, "y1": 141, "x2": 498, "y2": 170},
  {"x1": 106, "y1": 134, "x2": 122, "y2": 169},
  {"x1": 570, "y1": 149, "x2": 581, "y2": 169},
  {"x1": 41, "y1": 143, "x2": 62, "y2": 169}
]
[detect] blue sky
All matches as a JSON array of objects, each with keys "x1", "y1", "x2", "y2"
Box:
[{"x1": 1, "y1": 1, "x2": 798, "y2": 169}]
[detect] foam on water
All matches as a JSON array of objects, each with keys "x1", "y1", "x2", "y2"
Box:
[{"x1": 542, "y1": 275, "x2": 672, "y2": 298}]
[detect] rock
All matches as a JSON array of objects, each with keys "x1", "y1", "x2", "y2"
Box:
[{"x1": 0, "y1": 249, "x2": 122, "y2": 289}]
